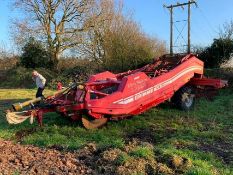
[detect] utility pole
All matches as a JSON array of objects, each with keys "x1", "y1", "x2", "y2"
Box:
[
  {"x1": 169, "y1": 6, "x2": 174, "y2": 55},
  {"x1": 164, "y1": 1, "x2": 197, "y2": 55},
  {"x1": 188, "y1": 2, "x2": 191, "y2": 53}
]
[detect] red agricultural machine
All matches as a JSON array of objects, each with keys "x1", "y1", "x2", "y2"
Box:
[{"x1": 6, "y1": 54, "x2": 228, "y2": 129}]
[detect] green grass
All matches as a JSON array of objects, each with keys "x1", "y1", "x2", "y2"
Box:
[
  {"x1": 116, "y1": 152, "x2": 132, "y2": 165},
  {"x1": 129, "y1": 146, "x2": 154, "y2": 160},
  {"x1": 0, "y1": 88, "x2": 233, "y2": 174}
]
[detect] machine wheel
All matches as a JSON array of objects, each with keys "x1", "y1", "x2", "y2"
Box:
[
  {"x1": 82, "y1": 115, "x2": 108, "y2": 129},
  {"x1": 172, "y1": 86, "x2": 195, "y2": 111}
]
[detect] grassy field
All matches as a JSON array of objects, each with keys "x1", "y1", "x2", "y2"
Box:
[{"x1": 0, "y1": 88, "x2": 233, "y2": 174}]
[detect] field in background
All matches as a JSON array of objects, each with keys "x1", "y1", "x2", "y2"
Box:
[{"x1": 0, "y1": 88, "x2": 232, "y2": 174}]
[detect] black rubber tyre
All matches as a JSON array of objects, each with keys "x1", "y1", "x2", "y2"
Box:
[{"x1": 172, "y1": 86, "x2": 195, "y2": 111}]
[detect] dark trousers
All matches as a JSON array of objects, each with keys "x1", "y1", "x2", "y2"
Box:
[{"x1": 36, "y1": 87, "x2": 45, "y2": 98}]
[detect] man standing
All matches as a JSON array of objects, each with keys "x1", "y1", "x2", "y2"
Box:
[{"x1": 32, "y1": 70, "x2": 46, "y2": 98}]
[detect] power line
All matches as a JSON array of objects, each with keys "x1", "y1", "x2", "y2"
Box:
[
  {"x1": 196, "y1": 5, "x2": 218, "y2": 35},
  {"x1": 192, "y1": 17, "x2": 215, "y2": 41}
]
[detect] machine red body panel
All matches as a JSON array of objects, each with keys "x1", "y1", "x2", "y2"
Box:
[
  {"x1": 51, "y1": 54, "x2": 227, "y2": 120},
  {"x1": 9, "y1": 54, "x2": 228, "y2": 127},
  {"x1": 83, "y1": 54, "x2": 204, "y2": 117}
]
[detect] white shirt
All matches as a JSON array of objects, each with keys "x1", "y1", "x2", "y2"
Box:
[{"x1": 33, "y1": 73, "x2": 46, "y2": 88}]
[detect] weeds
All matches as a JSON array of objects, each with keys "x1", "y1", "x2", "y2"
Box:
[{"x1": 0, "y1": 88, "x2": 232, "y2": 174}]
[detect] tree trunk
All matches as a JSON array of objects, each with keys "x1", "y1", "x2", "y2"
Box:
[
  {"x1": 48, "y1": 47, "x2": 59, "y2": 70},
  {"x1": 53, "y1": 52, "x2": 59, "y2": 70}
]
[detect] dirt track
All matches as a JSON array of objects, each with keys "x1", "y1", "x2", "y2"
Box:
[{"x1": 0, "y1": 139, "x2": 92, "y2": 175}]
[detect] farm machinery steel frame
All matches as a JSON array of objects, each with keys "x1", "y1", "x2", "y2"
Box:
[{"x1": 6, "y1": 54, "x2": 228, "y2": 129}]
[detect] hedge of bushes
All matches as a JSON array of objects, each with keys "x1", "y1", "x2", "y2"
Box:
[{"x1": 0, "y1": 59, "x2": 98, "y2": 89}]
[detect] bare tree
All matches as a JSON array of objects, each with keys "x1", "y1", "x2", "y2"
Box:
[
  {"x1": 77, "y1": 0, "x2": 167, "y2": 71},
  {"x1": 11, "y1": 0, "x2": 166, "y2": 71},
  {"x1": 102, "y1": 15, "x2": 167, "y2": 71},
  {"x1": 74, "y1": 0, "x2": 118, "y2": 61},
  {"x1": 220, "y1": 20, "x2": 233, "y2": 39},
  {"x1": 12, "y1": 0, "x2": 99, "y2": 66}
]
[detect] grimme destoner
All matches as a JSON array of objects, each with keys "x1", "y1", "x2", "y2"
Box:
[{"x1": 6, "y1": 54, "x2": 228, "y2": 129}]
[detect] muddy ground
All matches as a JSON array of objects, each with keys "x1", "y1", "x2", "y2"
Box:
[
  {"x1": 0, "y1": 139, "x2": 92, "y2": 175},
  {"x1": 0, "y1": 139, "x2": 192, "y2": 175}
]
